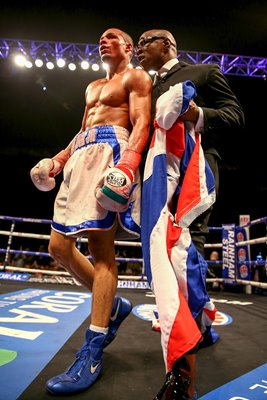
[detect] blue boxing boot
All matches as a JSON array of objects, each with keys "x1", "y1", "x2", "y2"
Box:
[
  {"x1": 46, "y1": 329, "x2": 106, "y2": 395},
  {"x1": 104, "y1": 295, "x2": 132, "y2": 348}
]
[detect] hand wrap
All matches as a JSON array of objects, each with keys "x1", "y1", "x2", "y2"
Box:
[
  {"x1": 30, "y1": 149, "x2": 70, "y2": 192},
  {"x1": 95, "y1": 149, "x2": 142, "y2": 212}
]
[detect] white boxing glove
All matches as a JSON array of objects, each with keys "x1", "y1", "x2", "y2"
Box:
[
  {"x1": 30, "y1": 158, "x2": 61, "y2": 192},
  {"x1": 95, "y1": 149, "x2": 141, "y2": 212},
  {"x1": 95, "y1": 165, "x2": 134, "y2": 212},
  {"x1": 30, "y1": 149, "x2": 70, "y2": 192}
]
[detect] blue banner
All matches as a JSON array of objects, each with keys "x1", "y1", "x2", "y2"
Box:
[
  {"x1": 0, "y1": 288, "x2": 92, "y2": 399},
  {"x1": 235, "y1": 226, "x2": 251, "y2": 281},
  {"x1": 222, "y1": 224, "x2": 236, "y2": 284},
  {"x1": 0, "y1": 272, "x2": 29, "y2": 281}
]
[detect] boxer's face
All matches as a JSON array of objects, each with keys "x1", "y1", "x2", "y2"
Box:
[{"x1": 99, "y1": 29, "x2": 128, "y2": 63}]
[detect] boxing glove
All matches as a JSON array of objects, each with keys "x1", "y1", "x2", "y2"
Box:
[
  {"x1": 30, "y1": 149, "x2": 70, "y2": 192},
  {"x1": 95, "y1": 149, "x2": 142, "y2": 212}
]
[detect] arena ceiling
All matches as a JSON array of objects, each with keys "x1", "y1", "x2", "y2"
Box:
[{"x1": 1, "y1": 1, "x2": 267, "y2": 57}]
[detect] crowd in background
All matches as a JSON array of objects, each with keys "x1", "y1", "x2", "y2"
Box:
[
  {"x1": 3, "y1": 244, "x2": 63, "y2": 274},
  {"x1": 1, "y1": 242, "x2": 266, "y2": 291},
  {"x1": 1, "y1": 242, "x2": 143, "y2": 277}
]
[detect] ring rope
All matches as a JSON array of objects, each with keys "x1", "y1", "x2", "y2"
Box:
[{"x1": 0, "y1": 214, "x2": 266, "y2": 291}]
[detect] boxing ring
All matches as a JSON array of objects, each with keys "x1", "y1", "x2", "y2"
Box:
[
  {"x1": 0, "y1": 214, "x2": 267, "y2": 400},
  {"x1": 0, "y1": 214, "x2": 266, "y2": 293}
]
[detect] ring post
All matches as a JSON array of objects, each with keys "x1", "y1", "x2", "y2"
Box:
[{"x1": 3, "y1": 219, "x2": 16, "y2": 272}]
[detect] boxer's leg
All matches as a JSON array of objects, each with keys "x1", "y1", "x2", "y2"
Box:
[
  {"x1": 46, "y1": 225, "x2": 117, "y2": 395},
  {"x1": 48, "y1": 229, "x2": 94, "y2": 289}
]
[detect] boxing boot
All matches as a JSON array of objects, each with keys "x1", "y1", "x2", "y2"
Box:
[
  {"x1": 104, "y1": 295, "x2": 133, "y2": 348},
  {"x1": 46, "y1": 329, "x2": 106, "y2": 395}
]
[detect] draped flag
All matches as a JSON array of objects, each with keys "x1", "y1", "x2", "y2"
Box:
[{"x1": 141, "y1": 81, "x2": 217, "y2": 372}]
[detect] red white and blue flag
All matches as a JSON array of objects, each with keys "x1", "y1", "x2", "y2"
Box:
[{"x1": 141, "y1": 81, "x2": 217, "y2": 372}]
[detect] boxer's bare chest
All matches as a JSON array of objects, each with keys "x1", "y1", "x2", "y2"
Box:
[{"x1": 86, "y1": 75, "x2": 128, "y2": 109}]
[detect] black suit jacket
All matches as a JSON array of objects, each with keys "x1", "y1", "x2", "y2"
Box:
[{"x1": 151, "y1": 61, "x2": 245, "y2": 159}]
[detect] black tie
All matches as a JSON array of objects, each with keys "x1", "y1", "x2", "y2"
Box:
[
  {"x1": 153, "y1": 73, "x2": 162, "y2": 87},
  {"x1": 154, "y1": 73, "x2": 165, "y2": 96},
  {"x1": 150, "y1": 75, "x2": 163, "y2": 134}
]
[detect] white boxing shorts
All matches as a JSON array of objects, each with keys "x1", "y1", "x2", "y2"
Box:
[{"x1": 51, "y1": 125, "x2": 141, "y2": 240}]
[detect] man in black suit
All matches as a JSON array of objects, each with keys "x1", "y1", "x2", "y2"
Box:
[{"x1": 137, "y1": 29, "x2": 245, "y2": 400}]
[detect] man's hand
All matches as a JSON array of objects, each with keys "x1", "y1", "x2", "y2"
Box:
[
  {"x1": 95, "y1": 165, "x2": 134, "y2": 212},
  {"x1": 179, "y1": 100, "x2": 199, "y2": 123}
]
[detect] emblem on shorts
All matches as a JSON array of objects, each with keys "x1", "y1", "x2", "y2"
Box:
[{"x1": 106, "y1": 171, "x2": 126, "y2": 187}]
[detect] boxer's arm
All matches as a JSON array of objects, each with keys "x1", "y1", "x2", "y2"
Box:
[
  {"x1": 126, "y1": 68, "x2": 152, "y2": 158},
  {"x1": 50, "y1": 148, "x2": 71, "y2": 177},
  {"x1": 109, "y1": 68, "x2": 152, "y2": 181},
  {"x1": 96, "y1": 69, "x2": 152, "y2": 211}
]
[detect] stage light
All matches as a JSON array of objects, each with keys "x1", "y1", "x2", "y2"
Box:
[
  {"x1": 14, "y1": 54, "x2": 27, "y2": 67},
  {"x1": 46, "y1": 61, "x2": 54, "y2": 70},
  {"x1": 68, "y1": 62, "x2": 76, "y2": 71},
  {"x1": 92, "y1": 63, "x2": 100, "y2": 71},
  {"x1": 35, "y1": 59, "x2": 43, "y2": 67},
  {"x1": 25, "y1": 60, "x2": 33, "y2": 69},
  {"x1": 56, "y1": 58, "x2": 66, "y2": 68},
  {"x1": 1, "y1": 39, "x2": 265, "y2": 78},
  {"x1": 81, "y1": 60, "x2": 90, "y2": 70}
]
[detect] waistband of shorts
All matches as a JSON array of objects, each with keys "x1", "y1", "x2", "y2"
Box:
[{"x1": 71, "y1": 125, "x2": 130, "y2": 154}]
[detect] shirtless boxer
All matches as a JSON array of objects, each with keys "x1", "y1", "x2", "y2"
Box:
[{"x1": 30, "y1": 28, "x2": 152, "y2": 395}]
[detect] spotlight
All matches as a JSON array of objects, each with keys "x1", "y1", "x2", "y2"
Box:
[
  {"x1": 81, "y1": 60, "x2": 90, "y2": 70},
  {"x1": 25, "y1": 60, "x2": 33, "y2": 69},
  {"x1": 35, "y1": 59, "x2": 43, "y2": 67},
  {"x1": 92, "y1": 63, "x2": 100, "y2": 71},
  {"x1": 14, "y1": 54, "x2": 27, "y2": 67},
  {"x1": 57, "y1": 58, "x2": 66, "y2": 68},
  {"x1": 46, "y1": 61, "x2": 55, "y2": 70},
  {"x1": 68, "y1": 62, "x2": 76, "y2": 71}
]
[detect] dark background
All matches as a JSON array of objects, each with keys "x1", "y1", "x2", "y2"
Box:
[{"x1": 1, "y1": 1, "x2": 266, "y2": 254}]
